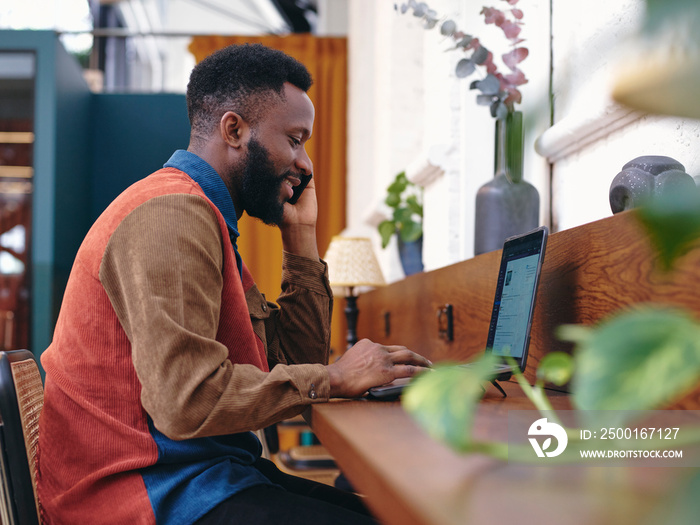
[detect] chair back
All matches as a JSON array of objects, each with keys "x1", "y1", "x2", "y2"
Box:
[{"x1": 0, "y1": 350, "x2": 43, "y2": 525}]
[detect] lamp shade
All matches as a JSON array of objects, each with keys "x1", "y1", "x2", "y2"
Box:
[{"x1": 323, "y1": 236, "x2": 386, "y2": 289}]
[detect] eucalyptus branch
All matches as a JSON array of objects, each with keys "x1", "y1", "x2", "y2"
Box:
[{"x1": 396, "y1": 0, "x2": 529, "y2": 118}]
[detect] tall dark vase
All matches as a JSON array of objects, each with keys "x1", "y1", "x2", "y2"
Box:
[
  {"x1": 474, "y1": 111, "x2": 539, "y2": 255},
  {"x1": 398, "y1": 235, "x2": 424, "y2": 276}
]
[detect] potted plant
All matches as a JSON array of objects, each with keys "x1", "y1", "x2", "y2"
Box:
[{"x1": 378, "y1": 171, "x2": 424, "y2": 275}]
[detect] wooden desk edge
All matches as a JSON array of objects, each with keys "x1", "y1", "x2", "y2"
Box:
[{"x1": 307, "y1": 382, "x2": 572, "y2": 525}]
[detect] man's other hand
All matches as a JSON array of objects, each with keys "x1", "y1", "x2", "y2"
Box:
[{"x1": 325, "y1": 339, "x2": 432, "y2": 398}]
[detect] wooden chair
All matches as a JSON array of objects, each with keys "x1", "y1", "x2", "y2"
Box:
[{"x1": 0, "y1": 350, "x2": 43, "y2": 525}]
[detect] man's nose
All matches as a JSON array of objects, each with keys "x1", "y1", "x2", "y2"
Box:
[{"x1": 296, "y1": 148, "x2": 313, "y2": 176}]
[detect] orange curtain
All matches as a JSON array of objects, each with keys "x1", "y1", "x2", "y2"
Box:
[{"x1": 189, "y1": 34, "x2": 348, "y2": 356}]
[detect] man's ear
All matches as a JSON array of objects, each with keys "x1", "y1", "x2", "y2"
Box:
[{"x1": 220, "y1": 111, "x2": 249, "y2": 148}]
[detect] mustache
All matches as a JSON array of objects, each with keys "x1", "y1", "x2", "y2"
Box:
[
  {"x1": 280, "y1": 170, "x2": 312, "y2": 183},
  {"x1": 280, "y1": 170, "x2": 297, "y2": 180}
]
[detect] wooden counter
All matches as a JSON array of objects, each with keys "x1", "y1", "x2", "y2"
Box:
[
  {"x1": 309, "y1": 383, "x2": 690, "y2": 525},
  {"x1": 310, "y1": 211, "x2": 700, "y2": 524}
]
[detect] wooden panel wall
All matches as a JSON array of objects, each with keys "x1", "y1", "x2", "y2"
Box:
[{"x1": 356, "y1": 211, "x2": 700, "y2": 392}]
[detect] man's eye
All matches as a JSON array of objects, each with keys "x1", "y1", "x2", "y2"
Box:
[{"x1": 290, "y1": 137, "x2": 301, "y2": 146}]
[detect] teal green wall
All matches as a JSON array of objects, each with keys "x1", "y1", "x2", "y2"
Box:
[
  {"x1": 0, "y1": 31, "x2": 92, "y2": 368},
  {"x1": 0, "y1": 31, "x2": 190, "y2": 371},
  {"x1": 90, "y1": 94, "x2": 190, "y2": 220}
]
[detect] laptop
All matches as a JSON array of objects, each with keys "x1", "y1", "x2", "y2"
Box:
[{"x1": 367, "y1": 226, "x2": 548, "y2": 399}]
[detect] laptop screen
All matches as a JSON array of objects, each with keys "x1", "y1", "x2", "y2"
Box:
[{"x1": 485, "y1": 227, "x2": 548, "y2": 365}]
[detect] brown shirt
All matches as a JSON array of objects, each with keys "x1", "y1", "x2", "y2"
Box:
[{"x1": 100, "y1": 193, "x2": 332, "y2": 440}]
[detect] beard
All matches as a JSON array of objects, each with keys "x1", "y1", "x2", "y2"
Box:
[{"x1": 239, "y1": 138, "x2": 289, "y2": 226}]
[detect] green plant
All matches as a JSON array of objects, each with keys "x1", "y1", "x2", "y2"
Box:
[
  {"x1": 378, "y1": 171, "x2": 423, "y2": 249},
  {"x1": 402, "y1": 189, "x2": 700, "y2": 519}
]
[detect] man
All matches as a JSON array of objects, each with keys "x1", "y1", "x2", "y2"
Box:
[{"x1": 37, "y1": 43, "x2": 429, "y2": 524}]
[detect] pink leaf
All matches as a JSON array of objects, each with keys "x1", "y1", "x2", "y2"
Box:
[
  {"x1": 502, "y1": 47, "x2": 529, "y2": 70},
  {"x1": 502, "y1": 0, "x2": 520, "y2": 5},
  {"x1": 484, "y1": 52, "x2": 498, "y2": 74},
  {"x1": 500, "y1": 20, "x2": 522, "y2": 40},
  {"x1": 511, "y1": 8, "x2": 524, "y2": 19},
  {"x1": 481, "y1": 7, "x2": 506, "y2": 26},
  {"x1": 466, "y1": 37, "x2": 480, "y2": 50},
  {"x1": 503, "y1": 69, "x2": 528, "y2": 87},
  {"x1": 503, "y1": 88, "x2": 522, "y2": 106}
]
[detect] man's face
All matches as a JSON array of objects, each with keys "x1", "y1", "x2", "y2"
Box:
[
  {"x1": 239, "y1": 137, "x2": 287, "y2": 226},
  {"x1": 237, "y1": 83, "x2": 314, "y2": 225}
]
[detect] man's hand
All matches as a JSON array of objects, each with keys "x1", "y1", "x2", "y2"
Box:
[
  {"x1": 325, "y1": 339, "x2": 432, "y2": 398},
  {"x1": 280, "y1": 175, "x2": 319, "y2": 260}
]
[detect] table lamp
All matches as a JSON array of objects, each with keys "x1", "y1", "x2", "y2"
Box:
[{"x1": 323, "y1": 236, "x2": 386, "y2": 349}]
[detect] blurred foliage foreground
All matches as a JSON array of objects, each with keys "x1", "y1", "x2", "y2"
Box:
[{"x1": 402, "y1": 190, "x2": 700, "y2": 524}]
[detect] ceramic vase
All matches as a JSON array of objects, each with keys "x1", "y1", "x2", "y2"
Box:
[
  {"x1": 474, "y1": 111, "x2": 539, "y2": 255},
  {"x1": 398, "y1": 235, "x2": 424, "y2": 276}
]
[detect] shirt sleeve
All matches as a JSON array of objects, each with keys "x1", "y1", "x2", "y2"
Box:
[
  {"x1": 262, "y1": 252, "x2": 334, "y2": 369},
  {"x1": 99, "y1": 193, "x2": 330, "y2": 441}
]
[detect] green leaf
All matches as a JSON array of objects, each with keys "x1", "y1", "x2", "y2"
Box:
[
  {"x1": 560, "y1": 306, "x2": 700, "y2": 424},
  {"x1": 399, "y1": 221, "x2": 422, "y2": 243},
  {"x1": 385, "y1": 192, "x2": 401, "y2": 208},
  {"x1": 387, "y1": 171, "x2": 409, "y2": 194},
  {"x1": 636, "y1": 189, "x2": 700, "y2": 272},
  {"x1": 405, "y1": 195, "x2": 423, "y2": 217},
  {"x1": 402, "y1": 353, "x2": 501, "y2": 452},
  {"x1": 387, "y1": 180, "x2": 407, "y2": 195},
  {"x1": 536, "y1": 352, "x2": 574, "y2": 386},
  {"x1": 556, "y1": 324, "x2": 591, "y2": 345},
  {"x1": 378, "y1": 220, "x2": 396, "y2": 249},
  {"x1": 393, "y1": 207, "x2": 414, "y2": 224}
]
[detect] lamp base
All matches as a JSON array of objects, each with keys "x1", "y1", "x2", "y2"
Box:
[{"x1": 344, "y1": 294, "x2": 358, "y2": 350}]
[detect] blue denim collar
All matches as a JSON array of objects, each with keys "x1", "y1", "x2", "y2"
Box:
[{"x1": 164, "y1": 149, "x2": 243, "y2": 278}]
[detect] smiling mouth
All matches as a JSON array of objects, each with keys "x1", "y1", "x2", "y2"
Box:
[
  {"x1": 282, "y1": 176, "x2": 298, "y2": 201},
  {"x1": 284, "y1": 176, "x2": 300, "y2": 188}
]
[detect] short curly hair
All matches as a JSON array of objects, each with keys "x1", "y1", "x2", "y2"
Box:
[{"x1": 186, "y1": 43, "x2": 313, "y2": 139}]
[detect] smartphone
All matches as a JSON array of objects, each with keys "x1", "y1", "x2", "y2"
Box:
[{"x1": 288, "y1": 173, "x2": 312, "y2": 204}]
